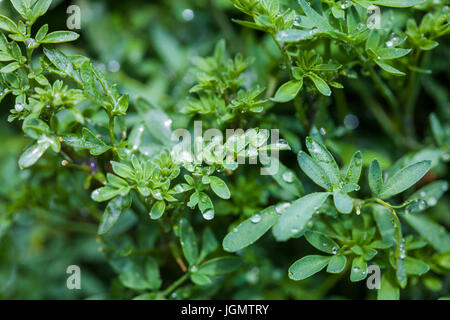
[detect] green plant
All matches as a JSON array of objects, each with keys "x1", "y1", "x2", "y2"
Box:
[{"x1": 0, "y1": 0, "x2": 449, "y2": 300}]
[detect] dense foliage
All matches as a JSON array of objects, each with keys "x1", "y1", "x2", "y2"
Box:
[{"x1": 0, "y1": 0, "x2": 449, "y2": 299}]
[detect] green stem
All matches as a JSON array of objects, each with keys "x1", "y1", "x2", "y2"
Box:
[{"x1": 160, "y1": 272, "x2": 190, "y2": 298}]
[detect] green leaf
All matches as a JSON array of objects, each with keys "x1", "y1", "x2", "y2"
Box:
[
  {"x1": 333, "y1": 191, "x2": 353, "y2": 214},
  {"x1": 378, "y1": 272, "x2": 400, "y2": 300},
  {"x1": 306, "y1": 73, "x2": 331, "y2": 96},
  {"x1": 179, "y1": 218, "x2": 199, "y2": 266},
  {"x1": 271, "y1": 80, "x2": 303, "y2": 103},
  {"x1": 305, "y1": 230, "x2": 340, "y2": 254},
  {"x1": 298, "y1": 151, "x2": 332, "y2": 190},
  {"x1": 150, "y1": 200, "x2": 165, "y2": 220},
  {"x1": 273, "y1": 192, "x2": 329, "y2": 241},
  {"x1": 430, "y1": 113, "x2": 444, "y2": 146},
  {"x1": 378, "y1": 161, "x2": 431, "y2": 199},
  {"x1": 91, "y1": 186, "x2": 120, "y2": 202},
  {"x1": 403, "y1": 214, "x2": 450, "y2": 253},
  {"x1": 119, "y1": 257, "x2": 161, "y2": 290},
  {"x1": 350, "y1": 256, "x2": 368, "y2": 282},
  {"x1": 305, "y1": 137, "x2": 341, "y2": 188},
  {"x1": 98, "y1": 196, "x2": 131, "y2": 235},
  {"x1": 82, "y1": 128, "x2": 111, "y2": 155},
  {"x1": 288, "y1": 255, "x2": 331, "y2": 281},
  {"x1": 404, "y1": 257, "x2": 429, "y2": 276},
  {"x1": 223, "y1": 205, "x2": 278, "y2": 252},
  {"x1": 377, "y1": 48, "x2": 411, "y2": 60},
  {"x1": 209, "y1": 176, "x2": 231, "y2": 199},
  {"x1": 326, "y1": 255, "x2": 347, "y2": 273},
  {"x1": 374, "y1": 60, "x2": 405, "y2": 76},
  {"x1": 373, "y1": 0, "x2": 425, "y2": 7},
  {"x1": 111, "y1": 161, "x2": 135, "y2": 180},
  {"x1": 368, "y1": 160, "x2": 383, "y2": 196},
  {"x1": 200, "y1": 228, "x2": 218, "y2": 261},
  {"x1": 407, "y1": 180, "x2": 448, "y2": 208},
  {"x1": 298, "y1": 0, "x2": 334, "y2": 33},
  {"x1": 344, "y1": 151, "x2": 363, "y2": 184},
  {"x1": 198, "y1": 256, "x2": 242, "y2": 276},
  {"x1": 190, "y1": 273, "x2": 212, "y2": 286},
  {"x1": 39, "y1": 31, "x2": 79, "y2": 43},
  {"x1": 372, "y1": 205, "x2": 395, "y2": 246},
  {"x1": 30, "y1": 0, "x2": 52, "y2": 24},
  {"x1": 1, "y1": 62, "x2": 21, "y2": 73},
  {"x1": 271, "y1": 158, "x2": 304, "y2": 198},
  {"x1": 0, "y1": 15, "x2": 18, "y2": 33},
  {"x1": 18, "y1": 140, "x2": 50, "y2": 169},
  {"x1": 10, "y1": 0, "x2": 28, "y2": 18}
]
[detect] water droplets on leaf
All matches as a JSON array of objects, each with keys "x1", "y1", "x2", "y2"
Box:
[
  {"x1": 250, "y1": 214, "x2": 261, "y2": 224},
  {"x1": 202, "y1": 209, "x2": 215, "y2": 220},
  {"x1": 275, "y1": 202, "x2": 291, "y2": 214},
  {"x1": 282, "y1": 171, "x2": 294, "y2": 183}
]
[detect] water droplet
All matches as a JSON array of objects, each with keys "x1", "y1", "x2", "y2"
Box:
[
  {"x1": 275, "y1": 202, "x2": 291, "y2": 214},
  {"x1": 340, "y1": 0, "x2": 351, "y2": 9},
  {"x1": 108, "y1": 60, "x2": 121, "y2": 72},
  {"x1": 164, "y1": 119, "x2": 172, "y2": 128},
  {"x1": 233, "y1": 228, "x2": 238, "y2": 233},
  {"x1": 190, "y1": 266, "x2": 198, "y2": 272},
  {"x1": 202, "y1": 209, "x2": 214, "y2": 220},
  {"x1": 418, "y1": 200, "x2": 426, "y2": 211},
  {"x1": 420, "y1": 191, "x2": 426, "y2": 197},
  {"x1": 291, "y1": 228, "x2": 300, "y2": 234},
  {"x1": 319, "y1": 127, "x2": 327, "y2": 136},
  {"x1": 322, "y1": 242, "x2": 328, "y2": 247},
  {"x1": 427, "y1": 197, "x2": 437, "y2": 206},
  {"x1": 353, "y1": 267, "x2": 360, "y2": 273},
  {"x1": 182, "y1": 9, "x2": 194, "y2": 21},
  {"x1": 250, "y1": 214, "x2": 261, "y2": 224},
  {"x1": 14, "y1": 103, "x2": 24, "y2": 112},
  {"x1": 344, "y1": 114, "x2": 359, "y2": 130},
  {"x1": 332, "y1": 247, "x2": 338, "y2": 255},
  {"x1": 282, "y1": 171, "x2": 294, "y2": 183}
]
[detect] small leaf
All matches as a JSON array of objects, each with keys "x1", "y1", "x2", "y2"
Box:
[
  {"x1": 374, "y1": 60, "x2": 405, "y2": 76},
  {"x1": 373, "y1": 0, "x2": 425, "y2": 7},
  {"x1": 1, "y1": 62, "x2": 21, "y2": 73},
  {"x1": 39, "y1": 31, "x2": 79, "y2": 43},
  {"x1": 198, "y1": 256, "x2": 242, "y2": 276},
  {"x1": 98, "y1": 196, "x2": 131, "y2": 235},
  {"x1": 403, "y1": 214, "x2": 450, "y2": 253},
  {"x1": 200, "y1": 228, "x2": 218, "y2": 260},
  {"x1": 91, "y1": 186, "x2": 120, "y2": 202},
  {"x1": 179, "y1": 218, "x2": 199, "y2": 266},
  {"x1": 350, "y1": 256, "x2": 368, "y2": 282},
  {"x1": 273, "y1": 192, "x2": 329, "y2": 241},
  {"x1": 0, "y1": 15, "x2": 18, "y2": 33},
  {"x1": 223, "y1": 206, "x2": 278, "y2": 252},
  {"x1": 326, "y1": 255, "x2": 347, "y2": 273},
  {"x1": 209, "y1": 176, "x2": 231, "y2": 199},
  {"x1": 306, "y1": 73, "x2": 331, "y2": 96},
  {"x1": 404, "y1": 257, "x2": 429, "y2": 276},
  {"x1": 111, "y1": 161, "x2": 135, "y2": 180},
  {"x1": 271, "y1": 80, "x2": 303, "y2": 103},
  {"x1": 377, "y1": 48, "x2": 411, "y2": 60},
  {"x1": 289, "y1": 255, "x2": 331, "y2": 281},
  {"x1": 305, "y1": 230, "x2": 340, "y2": 254},
  {"x1": 298, "y1": 151, "x2": 332, "y2": 190},
  {"x1": 30, "y1": 0, "x2": 53, "y2": 24},
  {"x1": 333, "y1": 191, "x2": 353, "y2": 214},
  {"x1": 305, "y1": 137, "x2": 341, "y2": 188},
  {"x1": 368, "y1": 160, "x2": 383, "y2": 196},
  {"x1": 378, "y1": 161, "x2": 431, "y2": 199},
  {"x1": 150, "y1": 200, "x2": 165, "y2": 220},
  {"x1": 344, "y1": 151, "x2": 363, "y2": 184},
  {"x1": 18, "y1": 141, "x2": 50, "y2": 169},
  {"x1": 378, "y1": 272, "x2": 400, "y2": 300}
]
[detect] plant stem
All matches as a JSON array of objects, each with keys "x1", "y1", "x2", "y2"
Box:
[{"x1": 160, "y1": 272, "x2": 190, "y2": 298}]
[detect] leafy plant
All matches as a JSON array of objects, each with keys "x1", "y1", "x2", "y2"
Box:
[{"x1": 0, "y1": 0, "x2": 449, "y2": 300}]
